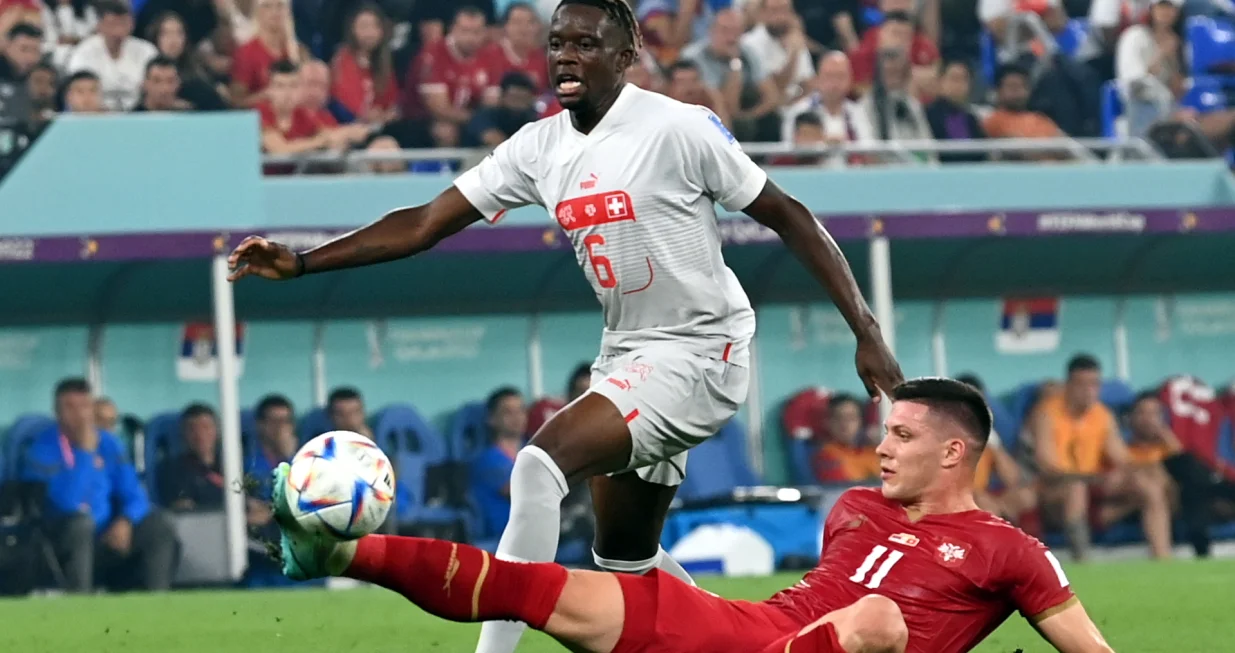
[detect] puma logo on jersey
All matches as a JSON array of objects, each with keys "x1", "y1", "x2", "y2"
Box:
[{"x1": 580, "y1": 173, "x2": 598, "y2": 190}]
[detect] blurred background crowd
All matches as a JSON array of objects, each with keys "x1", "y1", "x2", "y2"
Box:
[{"x1": 7, "y1": 0, "x2": 1235, "y2": 175}]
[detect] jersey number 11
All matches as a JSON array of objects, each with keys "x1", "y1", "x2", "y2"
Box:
[{"x1": 849, "y1": 545, "x2": 904, "y2": 589}]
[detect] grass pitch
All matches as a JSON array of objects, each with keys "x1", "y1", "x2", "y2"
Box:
[{"x1": 1, "y1": 558, "x2": 1229, "y2": 652}]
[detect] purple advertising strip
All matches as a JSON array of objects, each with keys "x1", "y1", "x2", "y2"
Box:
[{"x1": 2, "y1": 207, "x2": 1233, "y2": 264}]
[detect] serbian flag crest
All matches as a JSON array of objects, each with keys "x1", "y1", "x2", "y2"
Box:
[
  {"x1": 995, "y1": 297, "x2": 1060, "y2": 354},
  {"x1": 177, "y1": 322, "x2": 246, "y2": 381}
]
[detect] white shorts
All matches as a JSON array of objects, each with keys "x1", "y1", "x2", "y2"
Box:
[{"x1": 587, "y1": 346, "x2": 749, "y2": 486}]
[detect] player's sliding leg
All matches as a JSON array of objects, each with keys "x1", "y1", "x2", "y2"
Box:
[
  {"x1": 589, "y1": 472, "x2": 696, "y2": 585},
  {"x1": 270, "y1": 462, "x2": 625, "y2": 652},
  {"x1": 764, "y1": 595, "x2": 909, "y2": 653},
  {"x1": 475, "y1": 393, "x2": 644, "y2": 653}
]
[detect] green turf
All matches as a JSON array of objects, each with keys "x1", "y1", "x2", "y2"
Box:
[{"x1": 1, "y1": 559, "x2": 1230, "y2": 652}]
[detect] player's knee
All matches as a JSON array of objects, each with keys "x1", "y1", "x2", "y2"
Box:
[
  {"x1": 510, "y1": 446, "x2": 570, "y2": 507},
  {"x1": 846, "y1": 595, "x2": 908, "y2": 653}
]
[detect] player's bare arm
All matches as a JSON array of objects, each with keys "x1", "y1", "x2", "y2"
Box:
[
  {"x1": 226, "y1": 187, "x2": 484, "y2": 281},
  {"x1": 742, "y1": 182, "x2": 904, "y2": 397},
  {"x1": 1032, "y1": 600, "x2": 1116, "y2": 653}
]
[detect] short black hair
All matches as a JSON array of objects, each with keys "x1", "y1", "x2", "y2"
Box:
[
  {"x1": 668, "y1": 59, "x2": 700, "y2": 76},
  {"x1": 556, "y1": 0, "x2": 642, "y2": 51},
  {"x1": 181, "y1": 403, "x2": 217, "y2": 423},
  {"x1": 327, "y1": 386, "x2": 363, "y2": 409},
  {"x1": 891, "y1": 377, "x2": 992, "y2": 450},
  {"x1": 269, "y1": 59, "x2": 299, "y2": 77},
  {"x1": 794, "y1": 111, "x2": 823, "y2": 129},
  {"x1": 454, "y1": 4, "x2": 488, "y2": 24},
  {"x1": 940, "y1": 58, "x2": 972, "y2": 77},
  {"x1": 96, "y1": 0, "x2": 130, "y2": 18},
  {"x1": 503, "y1": 1, "x2": 537, "y2": 23},
  {"x1": 65, "y1": 70, "x2": 99, "y2": 86},
  {"x1": 486, "y1": 386, "x2": 522, "y2": 415},
  {"x1": 8, "y1": 23, "x2": 42, "y2": 41},
  {"x1": 828, "y1": 392, "x2": 862, "y2": 413},
  {"x1": 500, "y1": 70, "x2": 536, "y2": 93},
  {"x1": 995, "y1": 63, "x2": 1030, "y2": 88},
  {"x1": 955, "y1": 373, "x2": 984, "y2": 393},
  {"x1": 256, "y1": 394, "x2": 294, "y2": 420},
  {"x1": 54, "y1": 377, "x2": 92, "y2": 398},
  {"x1": 569, "y1": 363, "x2": 592, "y2": 389},
  {"x1": 1066, "y1": 353, "x2": 1101, "y2": 377},
  {"x1": 145, "y1": 55, "x2": 178, "y2": 76}
]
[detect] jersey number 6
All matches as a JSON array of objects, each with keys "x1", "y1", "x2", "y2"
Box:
[{"x1": 584, "y1": 234, "x2": 618, "y2": 289}]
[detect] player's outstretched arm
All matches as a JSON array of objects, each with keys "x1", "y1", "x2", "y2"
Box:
[
  {"x1": 227, "y1": 187, "x2": 485, "y2": 281},
  {"x1": 742, "y1": 182, "x2": 905, "y2": 397},
  {"x1": 1033, "y1": 600, "x2": 1116, "y2": 653}
]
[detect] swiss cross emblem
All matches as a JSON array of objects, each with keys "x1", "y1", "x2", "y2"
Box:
[
  {"x1": 604, "y1": 193, "x2": 628, "y2": 219},
  {"x1": 936, "y1": 542, "x2": 967, "y2": 566}
]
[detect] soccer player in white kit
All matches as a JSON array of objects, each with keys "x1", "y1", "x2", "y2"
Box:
[{"x1": 228, "y1": 1, "x2": 903, "y2": 651}]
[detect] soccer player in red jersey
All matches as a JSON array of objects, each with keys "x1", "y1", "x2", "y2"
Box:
[{"x1": 258, "y1": 377, "x2": 1114, "y2": 653}]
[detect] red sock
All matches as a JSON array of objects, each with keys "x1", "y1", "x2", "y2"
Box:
[
  {"x1": 344, "y1": 535, "x2": 568, "y2": 629},
  {"x1": 763, "y1": 622, "x2": 845, "y2": 653}
]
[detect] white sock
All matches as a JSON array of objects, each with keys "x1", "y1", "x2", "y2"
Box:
[
  {"x1": 473, "y1": 446, "x2": 569, "y2": 653},
  {"x1": 593, "y1": 547, "x2": 697, "y2": 586}
]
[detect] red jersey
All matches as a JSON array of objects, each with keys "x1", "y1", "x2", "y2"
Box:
[
  {"x1": 479, "y1": 38, "x2": 549, "y2": 93},
  {"x1": 766, "y1": 488, "x2": 1075, "y2": 653},
  {"x1": 850, "y1": 28, "x2": 939, "y2": 86},
  {"x1": 526, "y1": 397, "x2": 566, "y2": 437},
  {"x1": 330, "y1": 48, "x2": 399, "y2": 118},
  {"x1": 233, "y1": 37, "x2": 288, "y2": 96},
  {"x1": 1161, "y1": 376, "x2": 1235, "y2": 482},
  {"x1": 401, "y1": 37, "x2": 490, "y2": 119},
  {"x1": 257, "y1": 102, "x2": 322, "y2": 140}
]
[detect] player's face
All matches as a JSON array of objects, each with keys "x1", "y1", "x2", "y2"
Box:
[
  {"x1": 184, "y1": 414, "x2": 219, "y2": 459},
  {"x1": 877, "y1": 401, "x2": 963, "y2": 502},
  {"x1": 548, "y1": 4, "x2": 632, "y2": 111}
]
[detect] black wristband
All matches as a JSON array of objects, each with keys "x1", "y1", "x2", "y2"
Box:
[{"x1": 293, "y1": 252, "x2": 307, "y2": 278}]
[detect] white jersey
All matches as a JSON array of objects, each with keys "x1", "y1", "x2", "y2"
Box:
[{"x1": 453, "y1": 84, "x2": 766, "y2": 364}]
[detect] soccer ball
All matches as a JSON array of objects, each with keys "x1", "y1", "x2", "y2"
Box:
[{"x1": 284, "y1": 431, "x2": 395, "y2": 540}]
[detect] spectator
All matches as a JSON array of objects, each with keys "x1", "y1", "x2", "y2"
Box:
[
  {"x1": 782, "y1": 51, "x2": 874, "y2": 149},
  {"x1": 230, "y1": 0, "x2": 302, "y2": 108},
  {"x1": 157, "y1": 403, "x2": 225, "y2": 512},
  {"x1": 22, "y1": 378, "x2": 178, "y2": 592},
  {"x1": 136, "y1": 0, "x2": 220, "y2": 49},
  {"x1": 362, "y1": 133, "x2": 410, "y2": 174},
  {"x1": 258, "y1": 60, "x2": 358, "y2": 163},
  {"x1": 40, "y1": 0, "x2": 98, "y2": 69},
  {"x1": 66, "y1": 1, "x2": 157, "y2": 112},
  {"x1": 925, "y1": 59, "x2": 988, "y2": 163},
  {"x1": 245, "y1": 394, "x2": 297, "y2": 535},
  {"x1": 401, "y1": 5, "x2": 490, "y2": 148},
  {"x1": 61, "y1": 69, "x2": 103, "y2": 113},
  {"x1": 330, "y1": 3, "x2": 398, "y2": 125},
  {"x1": 25, "y1": 60, "x2": 54, "y2": 135},
  {"x1": 469, "y1": 387, "x2": 528, "y2": 537},
  {"x1": 978, "y1": 0, "x2": 1067, "y2": 55},
  {"x1": 93, "y1": 396, "x2": 118, "y2": 433},
  {"x1": 955, "y1": 373, "x2": 1035, "y2": 525},
  {"x1": 813, "y1": 393, "x2": 880, "y2": 483},
  {"x1": 859, "y1": 30, "x2": 935, "y2": 159},
  {"x1": 132, "y1": 56, "x2": 193, "y2": 112},
  {"x1": 466, "y1": 70, "x2": 539, "y2": 146},
  {"x1": 1029, "y1": 354, "x2": 1173, "y2": 561},
  {"x1": 480, "y1": 2, "x2": 548, "y2": 97},
  {"x1": 327, "y1": 386, "x2": 373, "y2": 438},
  {"x1": 741, "y1": 0, "x2": 815, "y2": 110},
  {"x1": 768, "y1": 112, "x2": 828, "y2": 166},
  {"x1": 0, "y1": 0, "x2": 39, "y2": 49},
  {"x1": 1116, "y1": 0, "x2": 1186, "y2": 138},
  {"x1": 301, "y1": 59, "x2": 371, "y2": 140},
  {"x1": 793, "y1": 0, "x2": 862, "y2": 52},
  {"x1": 682, "y1": 9, "x2": 781, "y2": 142},
  {"x1": 0, "y1": 23, "x2": 39, "y2": 122},
  {"x1": 665, "y1": 60, "x2": 730, "y2": 125},
  {"x1": 983, "y1": 64, "x2": 1063, "y2": 160},
  {"x1": 638, "y1": 0, "x2": 729, "y2": 65},
  {"x1": 146, "y1": 11, "x2": 229, "y2": 111},
  {"x1": 851, "y1": 11, "x2": 939, "y2": 98}
]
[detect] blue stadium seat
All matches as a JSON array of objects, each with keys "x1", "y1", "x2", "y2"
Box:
[
  {"x1": 785, "y1": 438, "x2": 816, "y2": 486},
  {"x1": 373, "y1": 404, "x2": 463, "y2": 528},
  {"x1": 1100, "y1": 80, "x2": 1122, "y2": 138},
  {"x1": 1055, "y1": 18, "x2": 1090, "y2": 58},
  {"x1": 1100, "y1": 379, "x2": 1136, "y2": 413},
  {"x1": 987, "y1": 394, "x2": 1020, "y2": 451},
  {"x1": 1008, "y1": 382, "x2": 1043, "y2": 426},
  {"x1": 447, "y1": 401, "x2": 490, "y2": 461},
  {"x1": 677, "y1": 421, "x2": 759, "y2": 503},
  {"x1": 1182, "y1": 75, "x2": 1229, "y2": 113},
  {"x1": 142, "y1": 411, "x2": 183, "y2": 502},
  {"x1": 1186, "y1": 16, "x2": 1235, "y2": 76},
  {"x1": 298, "y1": 407, "x2": 332, "y2": 440},
  {"x1": 979, "y1": 31, "x2": 997, "y2": 86},
  {"x1": 3, "y1": 414, "x2": 55, "y2": 479}
]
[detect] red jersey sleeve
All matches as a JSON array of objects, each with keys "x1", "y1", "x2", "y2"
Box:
[
  {"x1": 232, "y1": 41, "x2": 265, "y2": 94},
  {"x1": 821, "y1": 488, "x2": 863, "y2": 544},
  {"x1": 1002, "y1": 534, "x2": 1075, "y2": 619},
  {"x1": 419, "y1": 45, "x2": 450, "y2": 95}
]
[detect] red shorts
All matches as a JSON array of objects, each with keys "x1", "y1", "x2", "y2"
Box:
[{"x1": 612, "y1": 570, "x2": 804, "y2": 653}]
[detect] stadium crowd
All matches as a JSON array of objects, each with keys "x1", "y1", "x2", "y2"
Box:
[
  {"x1": 6, "y1": 0, "x2": 1235, "y2": 175},
  {"x1": 2, "y1": 350, "x2": 1234, "y2": 594}
]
